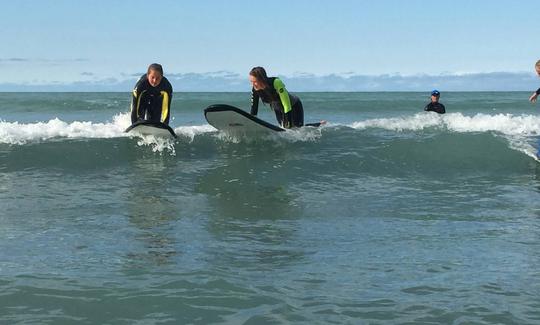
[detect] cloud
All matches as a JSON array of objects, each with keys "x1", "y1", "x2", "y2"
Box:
[
  {"x1": 0, "y1": 57, "x2": 89, "y2": 63},
  {"x1": 0, "y1": 71, "x2": 538, "y2": 92},
  {"x1": 0, "y1": 58, "x2": 30, "y2": 62}
]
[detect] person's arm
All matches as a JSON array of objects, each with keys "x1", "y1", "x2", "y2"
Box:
[
  {"x1": 130, "y1": 90, "x2": 138, "y2": 124},
  {"x1": 530, "y1": 88, "x2": 540, "y2": 103},
  {"x1": 282, "y1": 111, "x2": 292, "y2": 128},
  {"x1": 424, "y1": 103, "x2": 431, "y2": 112},
  {"x1": 273, "y1": 78, "x2": 292, "y2": 114},
  {"x1": 130, "y1": 75, "x2": 146, "y2": 124},
  {"x1": 160, "y1": 78, "x2": 173, "y2": 125},
  {"x1": 273, "y1": 78, "x2": 293, "y2": 128},
  {"x1": 438, "y1": 103, "x2": 446, "y2": 114},
  {"x1": 250, "y1": 89, "x2": 259, "y2": 115}
]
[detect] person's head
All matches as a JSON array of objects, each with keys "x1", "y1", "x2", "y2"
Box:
[
  {"x1": 535, "y1": 60, "x2": 540, "y2": 76},
  {"x1": 249, "y1": 66, "x2": 270, "y2": 90},
  {"x1": 147, "y1": 63, "x2": 163, "y2": 87},
  {"x1": 431, "y1": 89, "x2": 440, "y2": 102}
]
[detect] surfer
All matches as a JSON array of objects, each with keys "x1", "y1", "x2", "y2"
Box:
[
  {"x1": 131, "y1": 63, "x2": 173, "y2": 125},
  {"x1": 249, "y1": 67, "x2": 304, "y2": 128},
  {"x1": 424, "y1": 90, "x2": 446, "y2": 114},
  {"x1": 529, "y1": 60, "x2": 540, "y2": 103}
]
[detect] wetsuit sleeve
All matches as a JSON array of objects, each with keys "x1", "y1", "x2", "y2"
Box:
[
  {"x1": 439, "y1": 103, "x2": 446, "y2": 114},
  {"x1": 424, "y1": 103, "x2": 431, "y2": 112},
  {"x1": 250, "y1": 89, "x2": 259, "y2": 115},
  {"x1": 130, "y1": 75, "x2": 146, "y2": 124},
  {"x1": 160, "y1": 78, "x2": 173, "y2": 125},
  {"x1": 536, "y1": 88, "x2": 540, "y2": 95},
  {"x1": 273, "y1": 78, "x2": 292, "y2": 114}
]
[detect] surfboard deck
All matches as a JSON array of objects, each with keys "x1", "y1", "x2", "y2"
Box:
[
  {"x1": 125, "y1": 120, "x2": 177, "y2": 138},
  {"x1": 204, "y1": 104, "x2": 285, "y2": 135}
]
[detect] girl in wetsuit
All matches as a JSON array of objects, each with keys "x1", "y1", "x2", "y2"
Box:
[
  {"x1": 249, "y1": 67, "x2": 304, "y2": 128},
  {"x1": 131, "y1": 63, "x2": 173, "y2": 125}
]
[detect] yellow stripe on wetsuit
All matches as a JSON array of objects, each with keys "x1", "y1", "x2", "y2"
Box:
[
  {"x1": 160, "y1": 91, "x2": 169, "y2": 123},
  {"x1": 134, "y1": 90, "x2": 146, "y2": 118}
]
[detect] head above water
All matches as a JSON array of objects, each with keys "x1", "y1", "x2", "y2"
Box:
[
  {"x1": 431, "y1": 89, "x2": 440, "y2": 102},
  {"x1": 536, "y1": 60, "x2": 540, "y2": 76},
  {"x1": 147, "y1": 63, "x2": 163, "y2": 87},
  {"x1": 249, "y1": 66, "x2": 270, "y2": 90}
]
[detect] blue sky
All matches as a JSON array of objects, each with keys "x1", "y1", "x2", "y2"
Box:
[{"x1": 1, "y1": 0, "x2": 539, "y2": 89}]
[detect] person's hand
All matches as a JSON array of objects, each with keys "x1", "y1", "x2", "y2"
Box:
[{"x1": 530, "y1": 92, "x2": 538, "y2": 103}]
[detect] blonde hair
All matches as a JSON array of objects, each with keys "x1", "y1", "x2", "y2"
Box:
[{"x1": 536, "y1": 60, "x2": 540, "y2": 69}]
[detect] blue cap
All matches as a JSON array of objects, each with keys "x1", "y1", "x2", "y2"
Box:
[{"x1": 431, "y1": 89, "x2": 440, "y2": 96}]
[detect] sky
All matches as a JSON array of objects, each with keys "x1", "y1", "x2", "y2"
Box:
[{"x1": 1, "y1": 0, "x2": 539, "y2": 90}]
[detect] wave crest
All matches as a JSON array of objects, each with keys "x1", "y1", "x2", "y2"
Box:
[{"x1": 350, "y1": 112, "x2": 540, "y2": 136}]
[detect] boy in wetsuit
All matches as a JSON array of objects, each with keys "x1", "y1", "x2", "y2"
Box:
[{"x1": 424, "y1": 90, "x2": 446, "y2": 114}]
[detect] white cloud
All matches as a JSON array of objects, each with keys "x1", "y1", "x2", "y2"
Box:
[{"x1": 0, "y1": 71, "x2": 538, "y2": 92}]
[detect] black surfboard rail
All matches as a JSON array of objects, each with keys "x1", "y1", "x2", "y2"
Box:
[
  {"x1": 125, "y1": 120, "x2": 177, "y2": 138},
  {"x1": 204, "y1": 104, "x2": 285, "y2": 132}
]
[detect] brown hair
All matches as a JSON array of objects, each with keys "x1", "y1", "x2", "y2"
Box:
[
  {"x1": 249, "y1": 66, "x2": 270, "y2": 88},
  {"x1": 148, "y1": 63, "x2": 163, "y2": 75},
  {"x1": 536, "y1": 60, "x2": 540, "y2": 69}
]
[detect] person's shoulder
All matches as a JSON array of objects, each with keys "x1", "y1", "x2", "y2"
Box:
[
  {"x1": 272, "y1": 77, "x2": 286, "y2": 90},
  {"x1": 161, "y1": 76, "x2": 173, "y2": 91},
  {"x1": 161, "y1": 76, "x2": 171, "y2": 85},
  {"x1": 134, "y1": 74, "x2": 148, "y2": 89}
]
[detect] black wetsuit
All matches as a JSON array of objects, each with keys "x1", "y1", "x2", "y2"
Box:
[
  {"x1": 424, "y1": 102, "x2": 446, "y2": 114},
  {"x1": 250, "y1": 77, "x2": 303, "y2": 128},
  {"x1": 131, "y1": 74, "x2": 173, "y2": 125}
]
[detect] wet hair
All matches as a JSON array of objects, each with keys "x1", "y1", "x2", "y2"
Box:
[
  {"x1": 249, "y1": 66, "x2": 270, "y2": 88},
  {"x1": 148, "y1": 63, "x2": 163, "y2": 75},
  {"x1": 536, "y1": 60, "x2": 540, "y2": 69}
]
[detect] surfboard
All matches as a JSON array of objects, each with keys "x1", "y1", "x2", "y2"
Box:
[
  {"x1": 204, "y1": 104, "x2": 285, "y2": 135},
  {"x1": 125, "y1": 120, "x2": 177, "y2": 138}
]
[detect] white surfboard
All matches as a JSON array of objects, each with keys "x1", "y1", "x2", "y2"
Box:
[
  {"x1": 125, "y1": 120, "x2": 177, "y2": 138},
  {"x1": 204, "y1": 104, "x2": 285, "y2": 135}
]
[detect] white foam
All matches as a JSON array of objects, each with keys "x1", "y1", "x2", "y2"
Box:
[
  {"x1": 0, "y1": 112, "x2": 217, "y2": 149},
  {"x1": 278, "y1": 125, "x2": 324, "y2": 142},
  {"x1": 135, "y1": 135, "x2": 177, "y2": 155},
  {"x1": 174, "y1": 124, "x2": 216, "y2": 142},
  {"x1": 350, "y1": 112, "x2": 540, "y2": 136},
  {"x1": 0, "y1": 113, "x2": 131, "y2": 145}
]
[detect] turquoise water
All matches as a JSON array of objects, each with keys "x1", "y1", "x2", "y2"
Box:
[{"x1": 1, "y1": 92, "x2": 540, "y2": 324}]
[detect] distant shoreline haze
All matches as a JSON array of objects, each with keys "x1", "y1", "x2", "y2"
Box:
[{"x1": 0, "y1": 71, "x2": 538, "y2": 92}]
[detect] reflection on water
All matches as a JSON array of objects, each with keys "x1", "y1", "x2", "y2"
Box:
[
  {"x1": 124, "y1": 155, "x2": 179, "y2": 268},
  {"x1": 196, "y1": 146, "x2": 306, "y2": 270}
]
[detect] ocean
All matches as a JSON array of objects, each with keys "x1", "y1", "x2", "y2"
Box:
[{"x1": 1, "y1": 92, "x2": 540, "y2": 324}]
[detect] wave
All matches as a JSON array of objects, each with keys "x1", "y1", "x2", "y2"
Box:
[
  {"x1": 7, "y1": 112, "x2": 539, "y2": 145},
  {"x1": 2, "y1": 112, "x2": 540, "y2": 161},
  {"x1": 349, "y1": 112, "x2": 540, "y2": 136},
  {"x1": 0, "y1": 112, "x2": 324, "y2": 147},
  {"x1": 0, "y1": 113, "x2": 216, "y2": 153}
]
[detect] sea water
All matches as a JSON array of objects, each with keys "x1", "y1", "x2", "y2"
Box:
[{"x1": 1, "y1": 92, "x2": 539, "y2": 324}]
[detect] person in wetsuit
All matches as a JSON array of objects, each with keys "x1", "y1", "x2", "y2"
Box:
[
  {"x1": 131, "y1": 63, "x2": 173, "y2": 125},
  {"x1": 249, "y1": 66, "x2": 304, "y2": 128},
  {"x1": 529, "y1": 60, "x2": 540, "y2": 103},
  {"x1": 424, "y1": 89, "x2": 446, "y2": 114}
]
